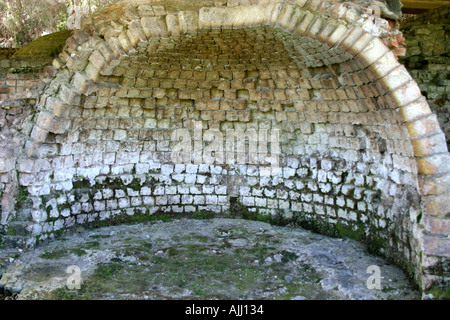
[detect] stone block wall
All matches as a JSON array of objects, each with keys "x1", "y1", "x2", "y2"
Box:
[
  {"x1": 400, "y1": 6, "x2": 450, "y2": 148},
  {"x1": 0, "y1": 0, "x2": 448, "y2": 295},
  {"x1": 0, "y1": 59, "x2": 56, "y2": 102},
  {"x1": 20, "y1": 27, "x2": 422, "y2": 272}
]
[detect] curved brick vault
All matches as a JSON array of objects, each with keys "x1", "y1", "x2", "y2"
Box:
[{"x1": 0, "y1": 0, "x2": 449, "y2": 294}]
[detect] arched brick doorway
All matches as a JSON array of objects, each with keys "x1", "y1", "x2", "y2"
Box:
[{"x1": 1, "y1": 0, "x2": 448, "y2": 294}]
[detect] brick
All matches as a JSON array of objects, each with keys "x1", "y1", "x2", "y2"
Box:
[
  {"x1": 141, "y1": 16, "x2": 169, "y2": 38},
  {"x1": 370, "y1": 51, "x2": 401, "y2": 81},
  {"x1": 398, "y1": 97, "x2": 431, "y2": 123},
  {"x1": 30, "y1": 125, "x2": 49, "y2": 142},
  {"x1": 356, "y1": 37, "x2": 389, "y2": 66},
  {"x1": 418, "y1": 173, "x2": 450, "y2": 195},
  {"x1": 165, "y1": 14, "x2": 180, "y2": 35},
  {"x1": 417, "y1": 153, "x2": 450, "y2": 174},
  {"x1": 58, "y1": 84, "x2": 81, "y2": 105},
  {"x1": 325, "y1": 24, "x2": 348, "y2": 47},
  {"x1": 406, "y1": 114, "x2": 442, "y2": 139},
  {"x1": 423, "y1": 194, "x2": 450, "y2": 217},
  {"x1": 127, "y1": 20, "x2": 147, "y2": 46},
  {"x1": 339, "y1": 26, "x2": 365, "y2": 52},
  {"x1": 422, "y1": 234, "x2": 450, "y2": 258},
  {"x1": 389, "y1": 81, "x2": 423, "y2": 107},
  {"x1": 424, "y1": 216, "x2": 450, "y2": 235},
  {"x1": 118, "y1": 32, "x2": 135, "y2": 53},
  {"x1": 72, "y1": 71, "x2": 92, "y2": 94},
  {"x1": 346, "y1": 32, "x2": 373, "y2": 56},
  {"x1": 306, "y1": 16, "x2": 326, "y2": 38},
  {"x1": 296, "y1": 11, "x2": 315, "y2": 35},
  {"x1": 178, "y1": 11, "x2": 199, "y2": 33},
  {"x1": 411, "y1": 133, "x2": 448, "y2": 157},
  {"x1": 36, "y1": 112, "x2": 70, "y2": 134},
  {"x1": 0, "y1": 86, "x2": 10, "y2": 94}
]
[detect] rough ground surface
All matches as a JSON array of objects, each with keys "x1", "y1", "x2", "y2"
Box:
[{"x1": 0, "y1": 218, "x2": 420, "y2": 300}]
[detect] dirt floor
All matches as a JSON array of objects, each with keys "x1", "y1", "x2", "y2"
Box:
[{"x1": 0, "y1": 218, "x2": 420, "y2": 300}]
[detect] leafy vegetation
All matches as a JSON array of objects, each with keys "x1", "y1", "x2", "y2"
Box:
[{"x1": 0, "y1": 0, "x2": 120, "y2": 48}]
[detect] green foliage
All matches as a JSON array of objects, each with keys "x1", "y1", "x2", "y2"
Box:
[
  {"x1": 0, "y1": 0, "x2": 121, "y2": 47},
  {"x1": 426, "y1": 286, "x2": 450, "y2": 300},
  {"x1": 0, "y1": 0, "x2": 67, "y2": 47}
]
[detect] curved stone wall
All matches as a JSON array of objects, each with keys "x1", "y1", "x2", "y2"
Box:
[{"x1": 0, "y1": 0, "x2": 448, "y2": 294}]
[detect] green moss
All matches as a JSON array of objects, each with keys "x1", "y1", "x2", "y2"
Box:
[
  {"x1": 336, "y1": 222, "x2": 364, "y2": 242},
  {"x1": 70, "y1": 248, "x2": 87, "y2": 256},
  {"x1": 6, "y1": 227, "x2": 16, "y2": 236},
  {"x1": 193, "y1": 210, "x2": 214, "y2": 220},
  {"x1": 280, "y1": 250, "x2": 298, "y2": 263},
  {"x1": 72, "y1": 178, "x2": 91, "y2": 189},
  {"x1": 84, "y1": 241, "x2": 100, "y2": 249},
  {"x1": 128, "y1": 178, "x2": 142, "y2": 191},
  {"x1": 90, "y1": 234, "x2": 110, "y2": 239},
  {"x1": 152, "y1": 214, "x2": 172, "y2": 222},
  {"x1": 15, "y1": 185, "x2": 30, "y2": 211},
  {"x1": 11, "y1": 30, "x2": 73, "y2": 59},
  {"x1": 94, "y1": 177, "x2": 143, "y2": 191},
  {"x1": 416, "y1": 212, "x2": 423, "y2": 224},
  {"x1": 40, "y1": 248, "x2": 69, "y2": 260},
  {"x1": 57, "y1": 203, "x2": 71, "y2": 212},
  {"x1": 426, "y1": 286, "x2": 450, "y2": 300},
  {"x1": 95, "y1": 263, "x2": 125, "y2": 280},
  {"x1": 366, "y1": 231, "x2": 388, "y2": 256},
  {"x1": 229, "y1": 197, "x2": 251, "y2": 219},
  {"x1": 129, "y1": 214, "x2": 153, "y2": 223},
  {"x1": 255, "y1": 213, "x2": 273, "y2": 223},
  {"x1": 167, "y1": 247, "x2": 179, "y2": 257},
  {"x1": 41, "y1": 220, "x2": 339, "y2": 300}
]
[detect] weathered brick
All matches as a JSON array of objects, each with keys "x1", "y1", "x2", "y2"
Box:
[{"x1": 178, "y1": 11, "x2": 199, "y2": 33}]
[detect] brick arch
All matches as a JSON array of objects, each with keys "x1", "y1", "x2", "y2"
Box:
[{"x1": 14, "y1": 0, "x2": 450, "y2": 293}]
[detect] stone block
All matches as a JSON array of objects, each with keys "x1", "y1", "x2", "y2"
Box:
[
  {"x1": 369, "y1": 51, "x2": 401, "y2": 82},
  {"x1": 325, "y1": 24, "x2": 348, "y2": 47},
  {"x1": 141, "y1": 16, "x2": 169, "y2": 38},
  {"x1": 88, "y1": 50, "x2": 106, "y2": 72},
  {"x1": 411, "y1": 133, "x2": 448, "y2": 157},
  {"x1": 118, "y1": 33, "x2": 136, "y2": 54},
  {"x1": 422, "y1": 234, "x2": 450, "y2": 258},
  {"x1": 423, "y1": 194, "x2": 450, "y2": 217},
  {"x1": 30, "y1": 125, "x2": 49, "y2": 143},
  {"x1": 178, "y1": 11, "x2": 199, "y2": 33},
  {"x1": 424, "y1": 216, "x2": 450, "y2": 235},
  {"x1": 58, "y1": 84, "x2": 81, "y2": 105},
  {"x1": 357, "y1": 37, "x2": 389, "y2": 66},
  {"x1": 0, "y1": 157, "x2": 14, "y2": 173},
  {"x1": 166, "y1": 14, "x2": 180, "y2": 35},
  {"x1": 346, "y1": 32, "x2": 373, "y2": 56},
  {"x1": 418, "y1": 173, "x2": 450, "y2": 196},
  {"x1": 296, "y1": 11, "x2": 315, "y2": 35},
  {"x1": 127, "y1": 20, "x2": 147, "y2": 46},
  {"x1": 378, "y1": 64, "x2": 411, "y2": 92},
  {"x1": 389, "y1": 81, "x2": 423, "y2": 107},
  {"x1": 72, "y1": 72, "x2": 92, "y2": 95},
  {"x1": 406, "y1": 114, "x2": 442, "y2": 139},
  {"x1": 105, "y1": 36, "x2": 125, "y2": 59}
]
